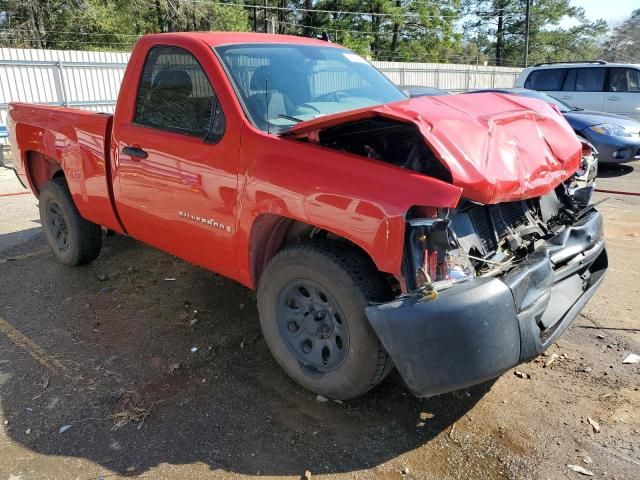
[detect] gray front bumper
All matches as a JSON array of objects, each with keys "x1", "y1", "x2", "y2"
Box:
[{"x1": 366, "y1": 210, "x2": 607, "y2": 397}]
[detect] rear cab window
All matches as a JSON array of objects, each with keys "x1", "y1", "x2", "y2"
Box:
[{"x1": 135, "y1": 45, "x2": 225, "y2": 138}]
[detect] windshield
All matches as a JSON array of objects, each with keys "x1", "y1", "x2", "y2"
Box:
[
  {"x1": 515, "y1": 90, "x2": 578, "y2": 113},
  {"x1": 215, "y1": 44, "x2": 407, "y2": 133}
]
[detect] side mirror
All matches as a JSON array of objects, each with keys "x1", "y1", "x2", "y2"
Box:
[{"x1": 204, "y1": 96, "x2": 226, "y2": 144}]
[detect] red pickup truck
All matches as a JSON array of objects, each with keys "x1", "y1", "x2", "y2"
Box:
[{"x1": 7, "y1": 32, "x2": 607, "y2": 400}]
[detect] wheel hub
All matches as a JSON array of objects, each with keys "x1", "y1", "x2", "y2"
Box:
[
  {"x1": 277, "y1": 281, "x2": 349, "y2": 374},
  {"x1": 301, "y1": 308, "x2": 334, "y2": 339},
  {"x1": 47, "y1": 202, "x2": 69, "y2": 252}
]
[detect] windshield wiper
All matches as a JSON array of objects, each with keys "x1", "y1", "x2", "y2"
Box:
[
  {"x1": 571, "y1": 107, "x2": 584, "y2": 111},
  {"x1": 278, "y1": 114, "x2": 304, "y2": 123}
]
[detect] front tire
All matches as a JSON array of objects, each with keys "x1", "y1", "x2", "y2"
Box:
[
  {"x1": 257, "y1": 241, "x2": 393, "y2": 399},
  {"x1": 39, "y1": 177, "x2": 102, "y2": 266}
]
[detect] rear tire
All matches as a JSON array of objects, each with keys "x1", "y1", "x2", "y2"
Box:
[
  {"x1": 39, "y1": 177, "x2": 102, "y2": 266},
  {"x1": 257, "y1": 241, "x2": 393, "y2": 400}
]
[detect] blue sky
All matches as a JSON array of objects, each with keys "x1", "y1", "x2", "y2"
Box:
[{"x1": 570, "y1": 0, "x2": 637, "y2": 25}]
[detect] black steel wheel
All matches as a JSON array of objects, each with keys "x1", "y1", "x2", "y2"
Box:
[
  {"x1": 277, "y1": 279, "x2": 350, "y2": 375},
  {"x1": 46, "y1": 202, "x2": 70, "y2": 252},
  {"x1": 39, "y1": 177, "x2": 102, "y2": 266},
  {"x1": 258, "y1": 241, "x2": 393, "y2": 399}
]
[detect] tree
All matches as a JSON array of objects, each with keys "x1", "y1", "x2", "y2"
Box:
[
  {"x1": 0, "y1": 0, "x2": 611, "y2": 65},
  {"x1": 302, "y1": 0, "x2": 460, "y2": 61},
  {"x1": 463, "y1": 0, "x2": 607, "y2": 67},
  {"x1": 0, "y1": 0, "x2": 248, "y2": 50},
  {"x1": 601, "y1": 9, "x2": 640, "y2": 63}
]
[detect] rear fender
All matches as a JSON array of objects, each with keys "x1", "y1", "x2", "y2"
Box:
[{"x1": 7, "y1": 103, "x2": 123, "y2": 233}]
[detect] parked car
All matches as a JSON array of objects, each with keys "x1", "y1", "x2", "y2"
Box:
[
  {"x1": 470, "y1": 87, "x2": 640, "y2": 164},
  {"x1": 7, "y1": 32, "x2": 607, "y2": 400},
  {"x1": 514, "y1": 60, "x2": 640, "y2": 121},
  {"x1": 399, "y1": 85, "x2": 450, "y2": 97}
]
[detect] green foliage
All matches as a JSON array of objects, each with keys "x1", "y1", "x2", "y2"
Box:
[
  {"x1": 601, "y1": 9, "x2": 640, "y2": 63},
  {"x1": 0, "y1": 0, "x2": 629, "y2": 67},
  {"x1": 462, "y1": 0, "x2": 607, "y2": 66},
  {"x1": 0, "y1": 0, "x2": 248, "y2": 50},
  {"x1": 305, "y1": 0, "x2": 462, "y2": 62}
]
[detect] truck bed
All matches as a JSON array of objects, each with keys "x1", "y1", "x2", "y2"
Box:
[{"x1": 7, "y1": 103, "x2": 123, "y2": 233}]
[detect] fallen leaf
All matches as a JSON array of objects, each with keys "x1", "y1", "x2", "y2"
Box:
[
  {"x1": 59, "y1": 425, "x2": 72, "y2": 434},
  {"x1": 587, "y1": 416, "x2": 600, "y2": 433},
  {"x1": 567, "y1": 464, "x2": 594, "y2": 476}
]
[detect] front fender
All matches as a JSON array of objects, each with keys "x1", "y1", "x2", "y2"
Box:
[{"x1": 235, "y1": 126, "x2": 462, "y2": 287}]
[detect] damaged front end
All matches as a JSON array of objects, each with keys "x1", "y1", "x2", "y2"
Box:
[
  {"x1": 366, "y1": 182, "x2": 607, "y2": 397},
  {"x1": 285, "y1": 93, "x2": 607, "y2": 397}
]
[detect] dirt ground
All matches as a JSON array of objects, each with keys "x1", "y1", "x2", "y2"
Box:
[{"x1": 0, "y1": 162, "x2": 638, "y2": 480}]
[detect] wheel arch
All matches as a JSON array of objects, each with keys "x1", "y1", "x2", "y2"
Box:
[
  {"x1": 248, "y1": 213, "x2": 397, "y2": 291},
  {"x1": 24, "y1": 150, "x2": 64, "y2": 197}
]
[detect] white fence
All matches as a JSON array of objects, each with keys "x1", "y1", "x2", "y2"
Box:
[
  {"x1": 0, "y1": 47, "x2": 522, "y2": 130},
  {"x1": 0, "y1": 48, "x2": 128, "y2": 127},
  {"x1": 373, "y1": 60, "x2": 522, "y2": 93}
]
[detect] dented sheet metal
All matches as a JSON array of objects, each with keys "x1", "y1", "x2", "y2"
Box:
[{"x1": 285, "y1": 93, "x2": 581, "y2": 205}]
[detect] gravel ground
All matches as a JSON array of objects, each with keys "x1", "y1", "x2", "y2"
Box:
[{"x1": 0, "y1": 161, "x2": 638, "y2": 480}]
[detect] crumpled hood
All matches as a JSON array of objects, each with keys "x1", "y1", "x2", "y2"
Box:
[{"x1": 286, "y1": 93, "x2": 581, "y2": 204}]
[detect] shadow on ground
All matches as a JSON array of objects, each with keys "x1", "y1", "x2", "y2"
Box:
[
  {"x1": 0, "y1": 227, "x2": 42, "y2": 252},
  {"x1": 597, "y1": 164, "x2": 634, "y2": 178},
  {"x1": 0, "y1": 234, "x2": 492, "y2": 477}
]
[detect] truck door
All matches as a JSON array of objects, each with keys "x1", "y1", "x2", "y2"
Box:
[{"x1": 112, "y1": 45, "x2": 239, "y2": 278}]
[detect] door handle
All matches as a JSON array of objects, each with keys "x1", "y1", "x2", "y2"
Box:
[
  {"x1": 559, "y1": 95, "x2": 573, "y2": 99},
  {"x1": 121, "y1": 146, "x2": 148, "y2": 159},
  {"x1": 607, "y1": 96, "x2": 621, "y2": 101}
]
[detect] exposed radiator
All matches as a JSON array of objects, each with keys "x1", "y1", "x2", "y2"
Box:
[{"x1": 466, "y1": 201, "x2": 529, "y2": 253}]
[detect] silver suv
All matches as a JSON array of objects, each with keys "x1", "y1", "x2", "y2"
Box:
[{"x1": 514, "y1": 61, "x2": 640, "y2": 121}]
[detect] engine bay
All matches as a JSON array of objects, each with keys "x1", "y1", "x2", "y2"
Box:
[{"x1": 311, "y1": 117, "x2": 453, "y2": 183}]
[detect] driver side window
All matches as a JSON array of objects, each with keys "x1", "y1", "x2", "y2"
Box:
[{"x1": 135, "y1": 46, "x2": 225, "y2": 138}]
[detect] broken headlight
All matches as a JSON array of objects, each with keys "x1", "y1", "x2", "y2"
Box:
[{"x1": 404, "y1": 213, "x2": 475, "y2": 293}]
